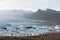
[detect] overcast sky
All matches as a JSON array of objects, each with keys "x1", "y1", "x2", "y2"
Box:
[{"x1": 0, "y1": 0, "x2": 60, "y2": 11}]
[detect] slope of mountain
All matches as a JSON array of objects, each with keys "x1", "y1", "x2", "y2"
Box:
[
  {"x1": 46, "y1": 9, "x2": 60, "y2": 23},
  {"x1": 0, "y1": 9, "x2": 33, "y2": 16},
  {"x1": 0, "y1": 10, "x2": 33, "y2": 22},
  {"x1": 22, "y1": 8, "x2": 60, "y2": 24},
  {"x1": 0, "y1": 9, "x2": 48, "y2": 25}
]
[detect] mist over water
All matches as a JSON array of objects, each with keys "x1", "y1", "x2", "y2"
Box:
[{"x1": 0, "y1": 10, "x2": 42, "y2": 24}]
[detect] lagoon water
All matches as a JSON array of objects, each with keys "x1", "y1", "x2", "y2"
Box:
[
  {"x1": 0, "y1": 23, "x2": 52, "y2": 36},
  {"x1": 0, "y1": 17, "x2": 54, "y2": 36}
]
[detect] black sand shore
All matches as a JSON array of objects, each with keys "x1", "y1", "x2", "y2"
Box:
[{"x1": 0, "y1": 32, "x2": 60, "y2": 40}]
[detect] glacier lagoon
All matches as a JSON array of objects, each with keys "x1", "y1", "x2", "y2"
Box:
[
  {"x1": 0, "y1": 9, "x2": 60, "y2": 36},
  {"x1": 0, "y1": 17, "x2": 55, "y2": 36},
  {"x1": 0, "y1": 22, "x2": 54, "y2": 36}
]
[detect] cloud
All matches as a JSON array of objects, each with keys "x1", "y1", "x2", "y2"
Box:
[
  {"x1": 0, "y1": 0, "x2": 16, "y2": 10},
  {"x1": 0, "y1": 0, "x2": 60, "y2": 11},
  {"x1": 15, "y1": 0, "x2": 49, "y2": 11}
]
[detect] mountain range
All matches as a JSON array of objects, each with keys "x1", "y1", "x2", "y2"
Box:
[
  {"x1": 22, "y1": 8, "x2": 60, "y2": 24},
  {"x1": 0, "y1": 9, "x2": 60, "y2": 25}
]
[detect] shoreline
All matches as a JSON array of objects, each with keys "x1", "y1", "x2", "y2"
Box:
[{"x1": 0, "y1": 32, "x2": 60, "y2": 40}]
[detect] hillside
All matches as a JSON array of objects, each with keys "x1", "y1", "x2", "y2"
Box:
[{"x1": 22, "y1": 9, "x2": 60, "y2": 24}]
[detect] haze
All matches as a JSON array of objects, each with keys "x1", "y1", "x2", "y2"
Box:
[{"x1": 0, "y1": 0, "x2": 59, "y2": 11}]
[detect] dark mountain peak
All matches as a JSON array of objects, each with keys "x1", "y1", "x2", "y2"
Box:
[
  {"x1": 35, "y1": 9, "x2": 43, "y2": 14},
  {"x1": 36, "y1": 9, "x2": 42, "y2": 12},
  {"x1": 46, "y1": 8, "x2": 56, "y2": 12},
  {"x1": 46, "y1": 8, "x2": 52, "y2": 10}
]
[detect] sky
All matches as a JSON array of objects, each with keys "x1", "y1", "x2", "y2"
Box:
[{"x1": 0, "y1": 0, "x2": 60, "y2": 11}]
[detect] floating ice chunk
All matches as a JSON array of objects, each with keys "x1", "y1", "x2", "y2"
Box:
[
  {"x1": 31, "y1": 33, "x2": 34, "y2": 36},
  {"x1": 55, "y1": 25, "x2": 60, "y2": 30}
]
